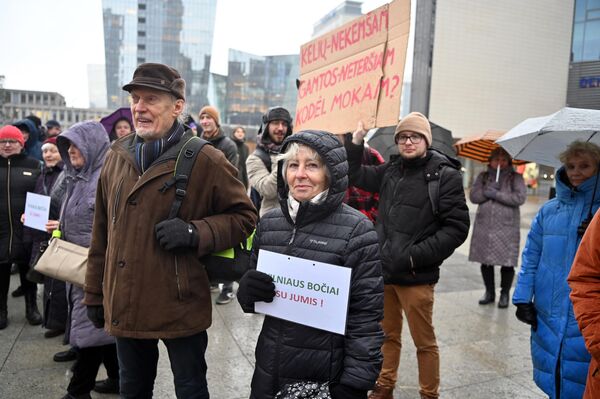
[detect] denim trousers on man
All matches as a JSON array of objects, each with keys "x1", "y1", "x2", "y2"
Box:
[
  {"x1": 378, "y1": 284, "x2": 439, "y2": 398},
  {"x1": 116, "y1": 330, "x2": 209, "y2": 399}
]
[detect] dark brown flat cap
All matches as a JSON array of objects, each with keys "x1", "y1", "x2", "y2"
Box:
[{"x1": 123, "y1": 63, "x2": 186, "y2": 101}]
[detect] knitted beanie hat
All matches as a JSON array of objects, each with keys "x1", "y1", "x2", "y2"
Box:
[
  {"x1": 0, "y1": 125, "x2": 25, "y2": 147},
  {"x1": 394, "y1": 112, "x2": 432, "y2": 147},
  {"x1": 199, "y1": 106, "x2": 220, "y2": 126}
]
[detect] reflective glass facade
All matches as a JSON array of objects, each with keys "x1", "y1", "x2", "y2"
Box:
[
  {"x1": 572, "y1": 0, "x2": 600, "y2": 62},
  {"x1": 102, "y1": 0, "x2": 217, "y2": 113},
  {"x1": 224, "y1": 49, "x2": 299, "y2": 126}
]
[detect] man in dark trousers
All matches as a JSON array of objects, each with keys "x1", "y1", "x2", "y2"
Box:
[
  {"x1": 84, "y1": 63, "x2": 257, "y2": 398},
  {"x1": 198, "y1": 105, "x2": 241, "y2": 305},
  {"x1": 345, "y1": 113, "x2": 470, "y2": 399},
  {"x1": 0, "y1": 125, "x2": 42, "y2": 329}
]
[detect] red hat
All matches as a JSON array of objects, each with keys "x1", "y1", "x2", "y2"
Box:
[
  {"x1": 43, "y1": 137, "x2": 58, "y2": 146},
  {"x1": 0, "y1": 125, "x2": 25, "y2": 147}
]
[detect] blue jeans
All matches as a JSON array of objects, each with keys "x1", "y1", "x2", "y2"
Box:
[{"x1": 116, "y1": 331, "x2": 209, "y2": 398}]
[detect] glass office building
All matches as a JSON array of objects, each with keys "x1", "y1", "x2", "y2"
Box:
[
  {"x1": 102, "y1": 0, "x2": 217, "y2": 113},
  {"x1": 224, "y1": 49, "x2": 298, "y2": 127},
  {"x1": 568, "y1": 0, "x2": 600, "y2": 109}
]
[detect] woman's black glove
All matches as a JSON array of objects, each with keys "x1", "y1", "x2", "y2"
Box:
[
  {"x1": 87, "y1": 305, "x2": 105, "y2": 329},
  {"x1": 237, "y1": 270, "x2": 276, "y2": 306},
  {"x1": 329, "y1": 383, "x2": 367, "y2": 399},
  {"x1": 155, "y1": 218, "x2": 199, "y2": 251},
  {"x1": 515, "y1": 303, "x2": 537, "y2": 331}
]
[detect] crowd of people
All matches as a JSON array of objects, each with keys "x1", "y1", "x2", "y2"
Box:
[{"x1": 0, "y1": 61, "x2": 599, "y2": 399}]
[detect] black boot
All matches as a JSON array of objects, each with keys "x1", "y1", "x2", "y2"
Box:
[
  {"x1": 24, "y1": 287, "x2": 42, "y2": 325},
  {"x1": 0, "y1": 264, "x2": 10, "y2": 329},
  {"x1": 498, "y1": 266, "x2": 515, "y2": 309},
  {"x1": 478, "y1": 264, "x2": 496, "y2": 305}
]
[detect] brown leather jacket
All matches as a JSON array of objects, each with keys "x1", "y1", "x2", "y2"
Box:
[{"x1": 83, "y1": 130, "x2": 257, "y2": 339}]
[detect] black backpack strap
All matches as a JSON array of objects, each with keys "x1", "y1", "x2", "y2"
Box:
[
  {"x1": 427, "y1": 166, "x2": 446, "y2": 217},
  {"x1": 161, "y1": 137, "x2": 210, "y2": 219},
  {"x1": 254, "y1": 147, "x2": 272, "y2": 173}
]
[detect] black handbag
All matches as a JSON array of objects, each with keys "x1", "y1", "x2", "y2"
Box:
[
  {"x1": 26, "y1": 240, "x2": 49, "y2": 284},
  {"x1": 275, "y1": 381, "x2": 331, "y2": 399}
]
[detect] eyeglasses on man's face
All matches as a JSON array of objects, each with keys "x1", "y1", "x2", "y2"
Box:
[
  {"x1": 0, "y1": 140, "x2": 20, "y2": 145},
  {"x1": 396, "y1": 134, "x2": 423, "y2": 144}
]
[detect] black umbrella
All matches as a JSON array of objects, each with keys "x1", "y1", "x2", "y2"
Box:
[{"x1": 368, "y1": 121, "x2": 457, "y2": 161}]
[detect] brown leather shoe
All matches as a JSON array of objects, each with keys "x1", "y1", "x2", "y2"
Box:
[{"x1": 368, "y1": 383, "x2": 393, "y2": 399}]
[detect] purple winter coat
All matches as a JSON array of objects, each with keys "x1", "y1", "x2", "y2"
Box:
[
  {"x1": 56, "y1": 121, "x2": 112, "y2": 348},
  {"x1": 468, "y1": 167, "x2": 527, "y2": 267}
]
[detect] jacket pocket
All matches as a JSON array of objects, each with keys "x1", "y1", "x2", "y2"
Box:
[
  {"x1": 111, "y1": 177, "x2": 124, "y2": 225},
  {"x1": 173, "y1": 255, "x2": 191, "y2": 301}
]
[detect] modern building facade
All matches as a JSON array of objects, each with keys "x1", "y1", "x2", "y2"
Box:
[
  {"x1": 567, "y1": 0, "x2": 600, "y2": 109},
  {"x1": 0, "y1": 88, "x2": 109, "y2": 127},
  {"x1": 312, "y1": 1, "x2": 363, "y2": 38},
  {"x1": 423, "y1": 0, "x2": 573, "y2": 139},
  {"x1": 223, "y1": 49, "x2": 298, "y2": 127},
  {"x1": 102, "y1": 0, "x2": 217, "y2": 113}
]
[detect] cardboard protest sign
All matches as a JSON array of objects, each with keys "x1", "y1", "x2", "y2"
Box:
[
  {"x1": 255, "y1": 249, "x2": 352, "y2": 334},
  {"x1": 295, "y1": 0, "x2": 410, "y2": 134}
]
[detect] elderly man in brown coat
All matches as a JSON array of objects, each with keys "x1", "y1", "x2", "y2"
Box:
[{"x1": 83, "y1": 63, "x2": 257, "y2": 399}]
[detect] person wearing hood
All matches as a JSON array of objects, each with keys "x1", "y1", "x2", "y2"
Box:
[
  {"x1": 49, "y1": 121, "x2": 120, "y2": 399},
  {"x1": 237, "y1": 130, "x2": 384, "y2": 399},
  {"x1": 231, "y1": 126, "x2": 249, "y2": 188},
  {"x1": 345, "y1": 112, "x2": 470, "y2": 399},
  {"x1": 246, "y1": 106, "x2": 293, "y2": 216},
  {"x1": 0, "y1": 125, "x2": 42, "y2": 329},
  {"x1": 513, "y1": 141, "x2": 600, "y2": 399},
  {"x1": 13, "y1": 118, "x2": 43, "y2": 161},
  {"x1": 469, "y1": 147, "x2": 527, "y2": 308}
]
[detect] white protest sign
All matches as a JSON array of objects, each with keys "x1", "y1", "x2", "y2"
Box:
[
  {"x1": 23, "y1": 192, "x2": 51, "y2": 232},
  {"x1": 255, "y1": 249, "x2": 352, "y2": 335}
]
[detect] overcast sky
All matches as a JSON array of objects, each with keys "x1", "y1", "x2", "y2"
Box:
[{"x1": 0, "y1": 0, "x2": 393, "y2": 108}]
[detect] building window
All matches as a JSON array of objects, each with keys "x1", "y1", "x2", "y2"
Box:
[
  {"x1": 137, "y1": 58, "x2": 146, "y2": 64},
  {"x1": 138, "y1": 17, "x2": 146, "y2": 23},
  {"x1": 138, "y1": 31, "x2": 146, "y2": 37},
  {"x1": 138, "y1": 44, "x2": 146, "y2": 50},
  {"x1": 138, "y1": 3, "x2": 146, "y2": 10}
]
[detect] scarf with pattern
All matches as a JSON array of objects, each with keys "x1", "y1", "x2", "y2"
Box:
[{"x1": 135, "y1": 121, "x2": 185, "y2": 173}]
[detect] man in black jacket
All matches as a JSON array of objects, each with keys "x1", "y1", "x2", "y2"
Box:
[
  {"x1": 0, "y1": 125, "x2": 42, "y2": 329},
  {"x1": 198, "y1": 105, "x2": 241, "y2": 305},
  {"x1": 345, "y1": 112, "x2": 470, "y2": 399}
]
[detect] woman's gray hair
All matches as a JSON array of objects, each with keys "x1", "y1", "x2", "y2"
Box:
[
  {"x1": 559, "y1": 140, "x2": 600, "y2": 165},
  {"x1": 277, "y1": 142, "x2": 331, "y2": 187}
]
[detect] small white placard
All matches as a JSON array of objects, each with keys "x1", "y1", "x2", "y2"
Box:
[
  {"x1": 23, "y1": 192, "x2": 51, "y2": 232},
  {"x1": 255, "y1": 249, "x2": 351, "y2": 334}
]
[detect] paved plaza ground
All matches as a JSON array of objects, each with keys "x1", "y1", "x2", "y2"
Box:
[{"x1": 0, "y1": 194, "x2": 550, "y2": 398}]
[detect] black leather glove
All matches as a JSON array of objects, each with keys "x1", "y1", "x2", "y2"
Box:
[
  {"x1": 515, "y1": 303, "x2": 537, "y2": 331},
  {"x1": 87, "y1": 305, "x2": 105, "y2": 329},
  {"x1": 237, "y1": 270, "x2": 276, "y2": 306},
  {"x1": 155, "y1": 218, "x2": 199, "y2": 251},
  {"x1": 329, "y1": 383, "x2": 367, "y2": 399}
]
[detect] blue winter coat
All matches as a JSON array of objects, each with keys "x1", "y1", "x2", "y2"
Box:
[
  {"x1": 513, "y1": 167, "x2": 598, "y2": 399},
  {"x1": 13, "y1": 119, "x2": 43, "y2": 161},
  {"x1": 56, "y1": 121, "x2": 112, "y2": 348}
]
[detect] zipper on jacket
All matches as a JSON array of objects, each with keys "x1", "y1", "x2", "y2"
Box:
[
  {"x1": 174, "y1": 255, "x2": 182, "y2": 300},
  {"x1": 409, "y1": 255, "x2": 416, "y2": 277},
  {"x1": 288, "y1": 227, "x2": 297, "y2": 245},
  {"x1": 7, "y1": 159, "x2": 12, "y2": 256},
  {"x1": 112, "y1": 177, "x2": 124, "y2": 224}
]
